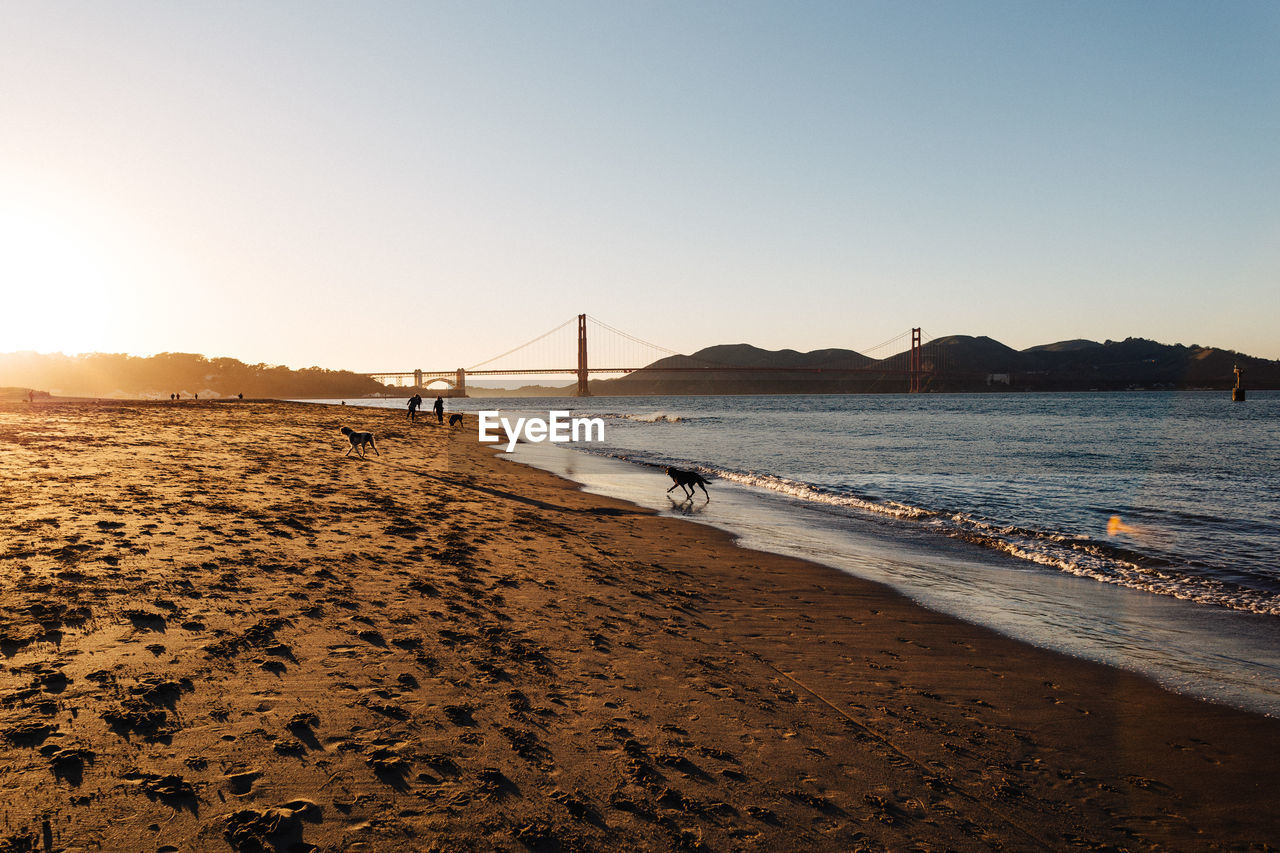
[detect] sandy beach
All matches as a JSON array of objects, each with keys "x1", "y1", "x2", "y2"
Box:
[{"x1": 1, "y1": 399, "x2": 1277, "y2": 852}]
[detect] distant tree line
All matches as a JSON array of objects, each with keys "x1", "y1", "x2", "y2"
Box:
[{"x1": 0, "y1": 351, "x2": 388, "y2": 399}]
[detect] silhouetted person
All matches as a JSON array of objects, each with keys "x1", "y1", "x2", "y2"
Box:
[
  {"x1": 433, "y1": 395, "x2": 444, "y2": 424},
  {"x1": 407, "y1": 394, "x2": 422, "y2": 421},
  {"x1": 237, "y1": 392, "x2": 243, "y2": 400}
]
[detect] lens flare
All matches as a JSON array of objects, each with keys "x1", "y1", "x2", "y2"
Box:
[{"x1": 1107, "y1": 515, "x2": 1138, "y2": 537}]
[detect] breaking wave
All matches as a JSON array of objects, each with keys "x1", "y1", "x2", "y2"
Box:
[
  {"x1": 596, "y1": 411, "x2": 695, "y2": 424},
  {"x1": 930, "y1": 515, "x2": 1280, "y2": 617},
  {"x1": 587, "y1": 449, "x2": 1280, "y2": 617},
  {"x1": 708, "y1": 469, "x2": 938, "y2": 520}
]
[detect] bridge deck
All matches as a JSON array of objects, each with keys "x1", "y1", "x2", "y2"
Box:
[{"x1": 368, "y1": 365, "x2": 932, "y2": 378}]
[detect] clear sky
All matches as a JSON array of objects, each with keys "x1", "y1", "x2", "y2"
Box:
[{"x1": 2, "y1": 1, "x2": 1277, "y2": 372}]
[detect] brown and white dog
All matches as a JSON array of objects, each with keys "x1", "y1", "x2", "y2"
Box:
[{"x1": 339, "y1": 426, "x2": 379, "y2": 458}]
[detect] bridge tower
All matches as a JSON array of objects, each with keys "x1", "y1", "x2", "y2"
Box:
[
  {"x1": 413, "y1": 369, "x2": 423, "y2": 389},
  {"x1": 910, "y1": 328, "x2": 922, "y2": 393},
  {"x1": 576, "y1": 313, "x2": 590, "y2": 397},
  {"x1": 456, "y1": 368, "x2": 467, "y2": 396}
]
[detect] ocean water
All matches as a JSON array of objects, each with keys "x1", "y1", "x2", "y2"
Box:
[{"x1": 320, "y1": 392, "x2": 1280, "y2": 715}]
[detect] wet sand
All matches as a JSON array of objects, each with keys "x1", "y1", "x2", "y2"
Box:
[{"x1": 1, "y1": 399, "x2": 1277, "y2": 852}]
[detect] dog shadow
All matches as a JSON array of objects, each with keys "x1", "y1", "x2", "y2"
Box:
[{"x1": 667, "y1": 496, "x2": 709, "y2": 515}]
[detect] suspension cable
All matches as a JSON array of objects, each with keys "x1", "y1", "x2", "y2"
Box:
[
  {"x1": 465, "y1": 315, "x2": 929, "y2": 373},
  {"x1": 466, "y1": 316, "x2": 577, "y2": 371},
  {"x1": 859, "y1": 329, "x2": 912, "y2": 356},
  {"x1": 586, "y1": 315, "x2": 680, "y2": 356}
]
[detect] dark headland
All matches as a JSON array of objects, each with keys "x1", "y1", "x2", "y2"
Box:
[
  {"x1": 3, "y1": 336, "x2": 1278, "y2": 399},
  {"x1": 489, "y1": 336, "x2": 1280, "y2": 397}
]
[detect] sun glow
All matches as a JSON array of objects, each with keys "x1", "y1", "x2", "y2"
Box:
[{"x1": 1, "y1": 198, "x2": 123, "y2": 354}]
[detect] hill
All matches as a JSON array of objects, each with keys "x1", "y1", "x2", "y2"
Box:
[
  {"x1": 590, "y1": 343, "x2": 882, "y2": 395},
  {"x1": 583, "y1": 337, "x2": 1279, "y2": 395},
  {"x1": 931, "y1": 336, "x2": 1280, "y2": 392},
  {"x1": 0, "y1": 352, "x2": 387, "y2": 399},
  {"x1": 7, "y1": 336, "x2": 1274, "y2": 399}
]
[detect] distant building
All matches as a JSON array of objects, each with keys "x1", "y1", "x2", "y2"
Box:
[{"x1": 987, "y1": 373, "x2": 1011, "y2": 386}]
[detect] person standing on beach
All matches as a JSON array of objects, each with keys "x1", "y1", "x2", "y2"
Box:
[
  {"x1": 407, "y1": 394, "x2": 422, "y2": 421},
  {"x1": 433, "y1": 395, "x2": 444, "y2": 424}
]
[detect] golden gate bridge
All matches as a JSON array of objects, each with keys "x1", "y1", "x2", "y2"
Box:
[{"x1": 365, "y1": 314, "x2": 939, "y2": 396}]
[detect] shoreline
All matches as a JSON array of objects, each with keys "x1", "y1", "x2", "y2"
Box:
[
  {"x1": 321, "y1": 392, "x2": 1280, "y2": 718},
  {"x1": 2, "y1": 399, "x2": 1277, "y2": 850},
  {"x1": 503, "y1": 438, "x2": 1280, "y2": 719}
]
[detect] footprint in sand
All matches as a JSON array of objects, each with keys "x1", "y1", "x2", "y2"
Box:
[
  {"x1": 45, "y1": 746, "x2": 94, "y2": 785},
  {"x1": 286, "y1": 713, "x2": 322, "y2": 749},
  {"x1": 221, "y1": 799, "x2": 322, "y2": 852},
  {"x1": 223, "y1": 768, "x2": 261, "y2": 796}
]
